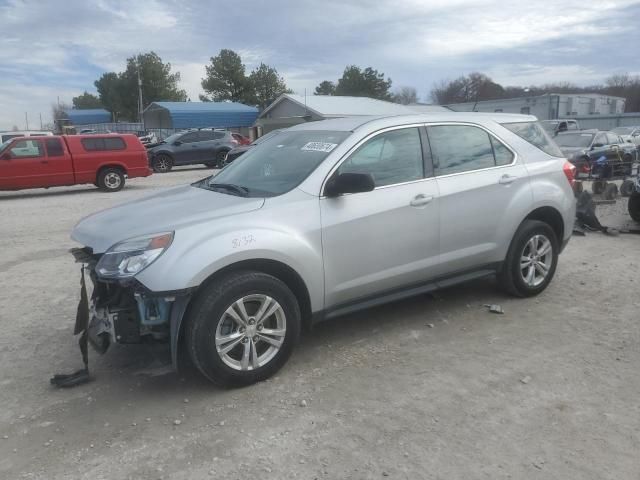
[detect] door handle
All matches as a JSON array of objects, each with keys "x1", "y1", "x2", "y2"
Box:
[
  {"x1": 410, "y1": 194, "x2": 434, "y2": 207},
  {"x1": 499, "y1": 174, "x2": 518, "y2": 185}
]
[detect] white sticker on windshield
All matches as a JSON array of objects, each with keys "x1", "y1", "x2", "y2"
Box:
[{"x1": 301, "y1": 142, "x2": 338, "y2": 153}]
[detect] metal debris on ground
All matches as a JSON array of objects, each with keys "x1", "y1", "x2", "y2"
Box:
[{"x1": 483, "y1": 304, "x2": 504, "y2": 314}]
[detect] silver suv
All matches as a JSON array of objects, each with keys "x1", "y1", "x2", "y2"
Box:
[{"x1": 71, "y1": 113, "x2": 576, "y2": 386}]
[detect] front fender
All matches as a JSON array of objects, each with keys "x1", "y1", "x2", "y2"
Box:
[{"x1": 136, "y1": 225, "x2": 324, "y2": 311}]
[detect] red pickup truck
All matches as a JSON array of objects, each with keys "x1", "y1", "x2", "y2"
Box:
[{"x1": 0, "y1": 134, "x2": 151, "y2": 192}]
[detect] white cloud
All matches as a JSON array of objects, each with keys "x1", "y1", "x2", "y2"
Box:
[{"x1": 0, "y1": 0, "x2": 639, "y2": 127}]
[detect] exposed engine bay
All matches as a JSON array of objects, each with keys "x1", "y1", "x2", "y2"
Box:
[{"x1": 71, "y1": 247, "x2": 186, "y2": 355}]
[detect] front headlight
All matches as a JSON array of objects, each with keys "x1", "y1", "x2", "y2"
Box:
[{"x1": 96, "y1": 232, "x2": 174, "y2": 278}]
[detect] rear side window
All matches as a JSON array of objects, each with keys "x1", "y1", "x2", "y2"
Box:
[
  {"x1": 45, "y1": 138, "x2": 64, "y2": 157},
  {"x1": 502, "y1": 122, "x2": 563, "y2": 157},
  {"x1": 81, "y1": 137, "x2": 126, "y2": 151},
  {"x1": 427, "y1": 125, "x2": 512, "y2": 176},
  {"x1": 180, "y1": 132, "x2": 199, "y2": 143},
  {"x1": 199, "y1": 130, "x2": 215, "y2": 141},
  {"x1": 213, "y1": 131, "x2": 226, "y2": 140}
]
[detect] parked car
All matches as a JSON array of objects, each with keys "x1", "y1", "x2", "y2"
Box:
[
  {"x1": 0, "y1": 134, "x2": 151, "y2": 192},
  {"x1": 223, "y1": 129, "x2": 284, "y2": 166},
  {"x1": 555, "y1": 129, "x2": 638, "y2": 178},
  {"x1": 147, "y1": 129, "x2": 238, "y2": 172},
  {"x1": 0, "y1": 130, "x2": 53, "y2": 143},
  {"x1": 231, "y1": 133, "x2": 251, "y2": 145},
  {"x1": 135, "y1": 131, "x2": 158, "y2": 146},
  {"x1": 611, "y1": 126, "x2": 640, "y2": 148},
  {"x1": 70, "y1": 113, "x2": 575, "y2": 387},
  {"x1": 541, "y1": 119, "x2": 580, "y2": 136}
]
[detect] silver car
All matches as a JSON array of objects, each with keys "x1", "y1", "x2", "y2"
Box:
[{"x1": 71, "y1": 113, "x2": 576, "y2": 386}]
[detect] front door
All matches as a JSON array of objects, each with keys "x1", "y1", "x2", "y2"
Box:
[
  {"x1": 0, "y1": 138, "x2": 50, "y2": 189},
  {"x1": 427, "y1": 123, "x2": 532, "y2": 273},
  {"x1": 320, "y1": 126, "x2": 440, "y2": 308}
]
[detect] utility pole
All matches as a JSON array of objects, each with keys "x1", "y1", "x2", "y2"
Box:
[
  {"x1": 137, "y1": 60, "x2": 144, "y2": 126},
  {"x1": 25, "y1": 112, "x2": 29, "y2": 130},
  {"x1": 40, "y1": 113, "x2": 43, "y2": 130}
]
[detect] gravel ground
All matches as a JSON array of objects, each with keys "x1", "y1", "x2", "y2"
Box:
[{"x1": 0, "y1": 172, "x2": 639, "y2": 479}]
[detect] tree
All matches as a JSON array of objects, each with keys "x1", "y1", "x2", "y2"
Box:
[
  {"x1": 119, "y1": 52, "x2": 187, "y2": 121},
  {"x1": 314, "y1": 80, "x2": 336, "y2": 96},
  {"x1": 72, "y1": 91, "x2": 102, "y2": 109},
  {"x1": 95, "y1": 72, "x2": 125, "y2": 120},
  {"x1": 94, "y1": 52, "x2": 186, "y2": 121},
  {"x1": 247, "y1": 63, "x2": 291, "y2": 109},
  {"x1": 334, "y1": 65, "x2": 392, "y2": 100},
  {"x1": 430, "y1": 72, "x2": 504, "y2": 104},
  {"x1": 51, "y1": 101, "x2": 70, "y2": 133},
  {"x1": 201, "y1": 49, "x2": 249, "y2": 103},
  {"x1": 392, "y1": 86, "x2": 418, "y2": 105}
]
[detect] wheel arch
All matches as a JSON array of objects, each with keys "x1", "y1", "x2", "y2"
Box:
[
  {"x1": 523, "y1": 206, "x2": 564, "y2": 244},
  {"x1": 173, "y1": 258, "x2": 313, "y2": 370},
  {"x1": 96, "y1": 163, "x2": 127, "y2": 181}
]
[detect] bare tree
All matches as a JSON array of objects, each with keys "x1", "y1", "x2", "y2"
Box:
[{"x1": 392, "y1": 86, "x2": 418, "y2": 105}]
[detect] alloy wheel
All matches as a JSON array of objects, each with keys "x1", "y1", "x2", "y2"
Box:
[
  {"x1": 519, "y1": 234, "x2": 553, "y2": 287},
  {"x1": 215, "y1": 294, "x2": 286, "y2": 371},
  {"x1": 104, "y1": 172, "x2": 122, "y2": 190}
]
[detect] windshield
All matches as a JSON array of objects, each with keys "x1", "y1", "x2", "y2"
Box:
[
  {"x1": 0, "y1": 139, "x2": 12, "y2": 153},
  {"x1": 198, "y1": 130, "x2": 350, "y2": 197},
  {"x1": 162, "y1": 132, "x2": 183, "y2": 144},
  {"x1": 251, "y1": 129, "x2": 281, "y2": 146},
  {"x1": 612, "y1": 127, "x2": 632, "y2": 135},
  {"x1": 555, "y1": 133, "x2": 594, "y2": 148},
  {"x1": 541, "y1": 121, "x2": 558, "y2": 132}
]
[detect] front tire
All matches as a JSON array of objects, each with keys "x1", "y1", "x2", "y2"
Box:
[
  {"x1": 185, "y1": 271, "x2": 301, "y2": 387},
  {"x1": 152, "y1": 154, "x2": 173, "y2": 173},
  {"x1": 498, "y1": 220, "x2": 559, "y2": 297},
  {"x1": 97, "y1": 168, "x2": 125, "y2": 192}
]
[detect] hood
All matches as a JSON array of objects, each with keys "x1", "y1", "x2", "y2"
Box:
[{"x1": 72, "y1": 184, "x2": 265, "y2": 253}]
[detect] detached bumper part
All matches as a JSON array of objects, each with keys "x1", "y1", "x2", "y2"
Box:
[{"x1": 53, "y1": 248, "x2": 191, "y2": 387}]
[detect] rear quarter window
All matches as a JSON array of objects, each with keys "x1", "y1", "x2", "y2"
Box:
[
  {"x1": 502, "y1": 122, "x2": 564, "y2": 158},
  {"x1": 81, "y1": 137, "x2": 126, "y2": 151}
]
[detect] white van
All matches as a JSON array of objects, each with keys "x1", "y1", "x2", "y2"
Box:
[{"x1": 0, "y1": 130, "x2": 53, "y2": 143}]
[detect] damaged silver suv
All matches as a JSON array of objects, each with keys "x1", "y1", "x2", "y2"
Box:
[{"x1": 70, "y1": 113, "x2": 576, "y2": 387}]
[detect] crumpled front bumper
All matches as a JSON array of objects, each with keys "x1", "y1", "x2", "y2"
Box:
[{"x1": 70, "y1": 247, "x2": 192, "y2": 369}]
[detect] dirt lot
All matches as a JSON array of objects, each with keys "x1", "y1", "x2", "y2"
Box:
[{"x1": 1, "y1": 171, "x2": 639, "y2": 479}]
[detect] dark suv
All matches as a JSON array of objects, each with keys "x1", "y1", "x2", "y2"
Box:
[{"x1": 148, "y1": 129, "x2": 237, "y2": 172}]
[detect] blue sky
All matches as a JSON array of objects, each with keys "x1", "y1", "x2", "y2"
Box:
[{"x1": 1, "y1": 0, "x2": 639, "y2": 129}]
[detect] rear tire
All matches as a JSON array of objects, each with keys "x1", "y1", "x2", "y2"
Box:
[
  {"x1": 620, "y1": 179, "x2": 634, "y2": 197},
  {"x1": 498, "y1": 220, "x2": 559, "y2": 297},
  {"x1": 629, "y1": 193, "x2": 640, "y2": 222},
  {"x1": 215, "y1": 150, "x2": 228, "y2": 167},
  {"x1": 97, "y1": 168, "x2": 125, "y2": 192},
  {"x1": 603, "y1": 183, "x2": 618, "y2": 200},
  {"x1": 185, "y1": 271, "x2": 301, "y2": 387},
  {"x1": 592, "y1": 180, "x2": 606, "y2": 195},
  {"x1": 152, "y1": 154, "x2": 173, "y2": 173}
]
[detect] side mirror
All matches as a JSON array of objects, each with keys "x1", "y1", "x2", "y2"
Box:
[
  {"x1": 173, "y1": 140, "x2": 182, "y2": 146},
  {"x1": 325, "y1": 172, "x2": 375, "y2": 197}
]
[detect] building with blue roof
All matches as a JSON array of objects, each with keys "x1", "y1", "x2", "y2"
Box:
[
  {"x1": 143, "y1": 101, "x2": 259, "y2": 130},
  {"x1": 63, "y1": 108, "x2": 112, "y2": 125}
]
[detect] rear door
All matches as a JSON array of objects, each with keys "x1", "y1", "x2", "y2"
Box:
[
  {"x1": 428, "y1": 123, "x2": 532, "y2": 273},
  {"x1": 0, "y1": 138, "x2": 49, "y2": 189}
]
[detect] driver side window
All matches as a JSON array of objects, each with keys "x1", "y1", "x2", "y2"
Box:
[
  {"x1": 338, "y1": 127, "x2": 424, "y2": 187},
  {"x1": 8, "y1": 139, "x2": 44, "y2": 158}
]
